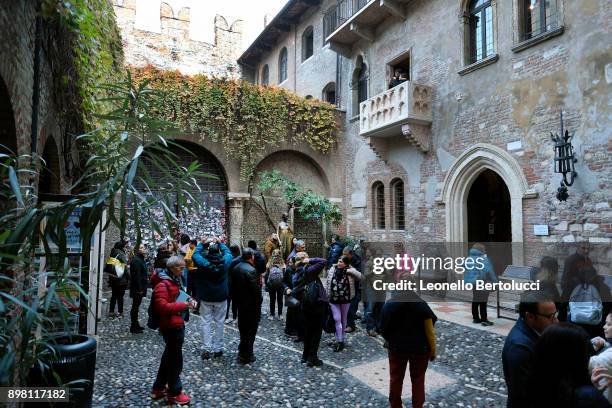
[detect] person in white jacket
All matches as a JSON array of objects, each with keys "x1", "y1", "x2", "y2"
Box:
[
  {"x1": 326, "y1": 256, "x2": 362, "y2": 352},
  {"x1": 589, "y1": 312, "x2": 612, "y2": 403}
]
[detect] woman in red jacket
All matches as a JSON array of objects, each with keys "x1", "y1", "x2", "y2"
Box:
[{"x1": 150, "y1": 255, "x2": 194, "y2": 405}]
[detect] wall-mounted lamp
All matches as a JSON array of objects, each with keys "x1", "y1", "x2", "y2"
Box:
[{"x1": 551, "y1": 111, "x2": 577, "y2": 201}]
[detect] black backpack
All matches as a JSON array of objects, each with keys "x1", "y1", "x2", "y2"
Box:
[{"x1": 303, "y1": 279, "x2": 321, "y2": 306}]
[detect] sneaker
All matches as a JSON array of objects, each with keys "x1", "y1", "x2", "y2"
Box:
[
  {"x1": 130, "y1": 327, "x2": 144, "y2": 334},
  {"x1": 473, "y1": 319, "x2": 482, "y2": 324},
  {"x1": 201, "y1": 351, "x2": 211, "y2": 360},
  {"x1": 481, "y1": 320, "x2": 494, "y2": 326},
  {"x1": 167, "y1": 392, "x2": 190, "y2": 405},
  {"x1": 150, "y1": 387, "x2": 166, "y2": 400},
  {"x1": 193, "y1": 309, "x2": 200, "y2": 316},
  {"x1": 276, "y1": 315, "x2": 282, "y2": 321},
  {"x1": 293, "y1": 337, "x2": 304, "y2": 343},
  {"x1": 224, "y1": 318, "x2": 234, "y2": 324},
  {"x1": 213, "y1": 351, "x2": 223, "y2": 358},
  {"x1": 267, "y1": 315, "x2": 274, "y2": 321},
  {"x1": 333, "y1": 342, "x2": 345, "y2": 352},
  {"x1": 367, "y1": 330, "x2": 377, "y2": 337},
  {"x1": 344, "y1": 327, "x2": 355, "y2": 333},
  {"x1": 301, "y1": 357, "x2": 307, "y2": 364}
]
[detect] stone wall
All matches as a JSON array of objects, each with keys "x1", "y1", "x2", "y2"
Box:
[
  {"x1": 113, "y1": 0, "x2": 242, "y2": 77},
  {"x1": 243, "y1": 0, "x2": 612, "y2": 272}
]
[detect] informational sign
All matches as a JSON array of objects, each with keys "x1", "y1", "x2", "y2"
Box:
[
  {"x1": 533, "y1": 224, "x2": 549, "y2": 236},
  {"x1": 65, "y1": 207, "x2": 82, "y2": 252},
  {"x1": 488, "y1": 223, "x2": 495, "y2": 235}
]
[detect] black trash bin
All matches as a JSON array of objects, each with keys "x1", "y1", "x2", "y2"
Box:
[{"x1": 28, "y1": 334, "x2": 97, "y2": 407}]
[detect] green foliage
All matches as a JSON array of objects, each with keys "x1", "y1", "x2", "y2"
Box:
[
  {"x1": 0, "y1": 75, "x2": 204, "y2": 386},
  {"x1": 255, "y1": 170, "x2": 342, "y2": 226},
  {"x1": 41, "y1": 0, "x2": 123, "y2": 129},
  {"x1": 131, "y1": 67, "x2": 338, "y2": 181}
]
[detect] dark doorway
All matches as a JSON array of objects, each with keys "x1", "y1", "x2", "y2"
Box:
[
  {"x1": 40, "y1": 138, "x2": 61, "y2": 195},
  {"x1": 467, "y1": 169, "x2": 512, "y2": 275},
  {"x1": 0, "y1": 76, "x2": 16, "y2": 156}
]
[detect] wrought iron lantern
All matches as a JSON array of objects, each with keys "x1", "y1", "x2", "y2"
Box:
[{"x1": 550, "y1": 111, "x2": 577, "y2": 201}]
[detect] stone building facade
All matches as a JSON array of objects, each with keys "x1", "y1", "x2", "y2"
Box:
[
  {"x1": 239, "y1": 0, "x2": 611, "y2": 273},
  {"x1": 113, "y1": 0, "x2": 243, "y2": 78}
]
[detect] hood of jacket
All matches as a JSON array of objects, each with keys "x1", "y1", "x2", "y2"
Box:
[
  {"x1": 468, "y1": 248, "x2": 485, "y2": 257},
  {"x1": 151, "y1": 269, "x2": 180, "y2": 287}
]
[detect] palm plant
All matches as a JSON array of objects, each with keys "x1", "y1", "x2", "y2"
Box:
[{"x1": 0, "y1": 72, "x2": 206, "y2": 387}]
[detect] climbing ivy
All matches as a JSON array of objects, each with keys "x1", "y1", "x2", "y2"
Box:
[
  {"x1": 41, "y1": 0, "x2": 123, "y2": 130},
  {"x1": 131, "y1": 67, "x2": 339, "y2": 181}
]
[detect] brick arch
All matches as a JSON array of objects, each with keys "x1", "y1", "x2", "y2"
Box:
[{"x1": 252, "y1": 149, "x2": 330, "y2": 196}]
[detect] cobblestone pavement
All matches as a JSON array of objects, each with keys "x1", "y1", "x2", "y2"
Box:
[{"x1": 93, "y1": 294, "x2": 508, "y2": 407}]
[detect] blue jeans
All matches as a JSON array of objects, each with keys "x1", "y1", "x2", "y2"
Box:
[{"x1": 153, "y1": 327, "x2": 184, "y2": 396}]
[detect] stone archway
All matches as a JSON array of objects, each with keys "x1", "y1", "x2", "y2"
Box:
[
  {"x1": 244, "y1": 150, "x2": 330, "y2": 256},
  {"x1": 441, "y1": 143, "x2": 536, "y2": 265},
  {"x1": 131, "y1": 140, "x2": 229, "y2": 249}
]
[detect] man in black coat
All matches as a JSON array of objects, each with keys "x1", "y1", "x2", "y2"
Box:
[
  {"x1": 230, "y1": 248, "x2": 263, "y2": 364},
  {"x1": 129, "y1": 243, "x2": 148, "y2": 333},
  {"x1": 502, "y1": 293, "x2": 558, "y2": 408}
]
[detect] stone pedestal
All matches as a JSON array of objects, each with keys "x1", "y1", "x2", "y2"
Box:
[{"x1": 227, "y1": 192, "x2": 250, "y2": 246}]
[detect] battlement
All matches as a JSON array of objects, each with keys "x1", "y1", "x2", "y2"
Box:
[{"x1": 113, "y1": 0, "x2": 242, "y2": 77}]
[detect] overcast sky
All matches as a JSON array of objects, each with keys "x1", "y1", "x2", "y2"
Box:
[{"x1": 187, "y1": 0, "x2": 288, "y2": 51}]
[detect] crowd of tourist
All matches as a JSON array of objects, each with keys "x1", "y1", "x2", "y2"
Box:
[{"x1": 104, "y1": 235, "x2": 612, "y2": 407}]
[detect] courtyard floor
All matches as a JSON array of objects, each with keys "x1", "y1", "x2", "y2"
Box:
[{"x1": 93, "y1": 295, "x2": 510, "y2": 407}]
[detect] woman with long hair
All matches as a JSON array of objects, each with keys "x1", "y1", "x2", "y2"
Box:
[
  {"x1": 325, "y1": 255, "x2": 361, "y2": 351},
  {"x1": 528, "y1": 323, "x2": 609, "y2": 408}
]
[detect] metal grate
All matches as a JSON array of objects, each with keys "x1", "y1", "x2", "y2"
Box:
[
  {"x1": 391, "y1": 179, "x2": 405, "y2": 230},
  {"x1": 323, "y1": 0, "x2": 372, "y2": 40},
  {"x1": 372, "y1": 182, "x2": 385, "y2": 229}
]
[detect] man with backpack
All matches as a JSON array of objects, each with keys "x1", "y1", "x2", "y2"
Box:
[
  {"x1": 150, "y1": 255, "x2": 195, "y2": 406},
  {"x1": 265, "y1": 249, "x2": 286, "y2": 321},
  {"x1": 562, "y1": 266, "x2": 611, "y2": 338},
  {"x1": 230, "y1": 248, "x2": 263, "y2": 364},
  {"x1": 291, "y1": 252, "x2": 327, "y2": 367},
  {"x1": 192, "y1": 237, "x2": 233, "y2": 360}
]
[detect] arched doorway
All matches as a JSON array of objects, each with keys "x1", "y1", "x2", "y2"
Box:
[
  {"x1": 40, "y1": 137, "x2": 61, "y2": 195},
  {"x1": 130, "y1": 140, "x2": 228, "y2": 248},
  {"x1": 467, "y1": 169, "x2": 512, "y2": 274},
  {"x1": 441, "y1": 143, "x2": 536, "y2": 266}
]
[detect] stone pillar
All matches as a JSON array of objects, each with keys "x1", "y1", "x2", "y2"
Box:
[{"x1": 227, "y1": 192, "x2": 250, "y2": 246}]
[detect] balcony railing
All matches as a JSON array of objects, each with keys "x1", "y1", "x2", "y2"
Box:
[
  {"x1": 359, "y1": 81, "x2": 433, "y2": 152},
  {"x1": 323, "y1": 0, "x2": 371, "y2": 40}
]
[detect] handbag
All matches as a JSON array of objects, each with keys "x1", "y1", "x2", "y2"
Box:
[
  {"x1": 106, "y1": 256, "x2": 125, "y2": 279},
  {"x1": 284, "y1": 293, "x2": 301, "y2": 308}
]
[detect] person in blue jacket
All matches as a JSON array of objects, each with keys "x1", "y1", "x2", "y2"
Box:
[
  {"x1": 463, "y1": 243, "x2": 497, "y2": 326},
  {"x1": 192, "y1": 237, "x2": 233, "y2": 359}
]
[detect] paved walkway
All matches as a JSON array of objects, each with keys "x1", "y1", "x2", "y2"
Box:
[{"x1": 93, "y1": 294, "x2": 509, "y2": 407}]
